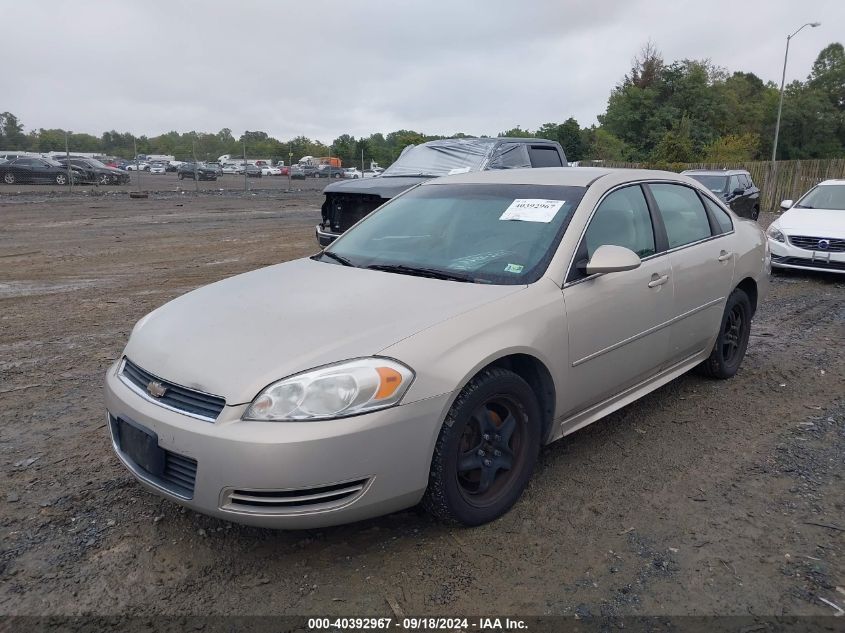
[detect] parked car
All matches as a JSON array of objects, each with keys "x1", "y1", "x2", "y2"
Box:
[
  {"x1": 362, "y1": 169, "x2": 381, "y2": 178},
  {"x1": 222, "y1": 163, "x2": 245, "y2": 175},
  {"x1": 261, "y1": 165, "x2": 282, "y2": 176},
  {"x1": 343, "y1": 168, "x2": 362, "y2": 179},
  {"x1": 245, "y1": 164, "x2": 263, "y2": 178},
  {"x1": 297, "y1": 164, "x2": 319, "y2": 178},
  {"x1": 317, "y1": 137, "x2": 568, "y2": 246},
  {"x1": 0, "y1": 157, "x2": 83, "y2": 185},
  {"x1": 316, "y1": 165, "x2": 346, "y2": 179},
  {"x1": 149, "y1": 163, "x2": 167, "y2": 175},
  {"x1": 767, "y1": 180, "x2": 845, "y2": 274},
  {"x1": 177, "y1": 162, "x2": 218, "y2": 181},
  {"x1": 279, "y1": 166, "x2": 290, "y2": 176},
  {"x1": 204, "y1": 162, "x2": 223, "y2": 177},
  {"x1": 290, "y1": 166, "x2": 306, "y2": 180},
  {"x1": 56, "y1": 157, "x2": 131, "y2": 184},
  {"x1": 104, "y1": 166, "x2": 767, "y2": 528},
  {"x1": 126, "y1": 162, "x2": 150, "y2": 171},
  {"x1": 681, "y1": 169, "x2": 761, "y2": 220}
]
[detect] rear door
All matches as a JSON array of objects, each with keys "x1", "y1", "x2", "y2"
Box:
[
  {"x1": 562, "y1": 184, "x2": 673, "y2": 415},
  {"x1": 646, "y1": 183, "x2": 736, "y2": 364}
]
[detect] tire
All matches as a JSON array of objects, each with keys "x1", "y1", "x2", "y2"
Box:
[
  {"x1": 99, "y1": 173, "x2": 110, "y2": 185},
  {"x1": 423, "y1": 367, "x2": 542, "y2": 526},
  {"x1": 178, "y1": 173, "x2": 184, "y2": 180},
  {"x1": 696, "y1": 288, "x2": 752, "y2": 379},
  {"x1": 3, "y1": 172, "x2": 15, "y2": 185},
  {"x1": 751, "y1": 206, "x2": 760, "y2": 221},
  {"x1": 55, "y1": 173, "x2": 68, "y2": 186}
]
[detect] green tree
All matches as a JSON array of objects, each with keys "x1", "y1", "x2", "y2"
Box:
[
  {"x1": 703, "y1": 133, "x2": 760, "y2": 162},
  {"x1": 651, "y1": 116, "x2": 695, "y2": 162},
  {"x1": 0, "y1": 112, "x2": 26, "y2": 148}
]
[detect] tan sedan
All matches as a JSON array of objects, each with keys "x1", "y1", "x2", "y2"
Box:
[{"x1": 104, "y1": 167, "x2": 769, "y2": 528}]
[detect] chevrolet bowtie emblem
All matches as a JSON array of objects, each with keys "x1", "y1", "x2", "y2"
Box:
[{"x1": 146, "y1": 380, "x2": 167, "y2": 398}]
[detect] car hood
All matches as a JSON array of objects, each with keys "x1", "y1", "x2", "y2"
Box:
[
  {"x1": 322, "y1": 175, "x2": 430, "y2": 199},
  {"x1": 123, "y1": 257, "x2": 522, "y2": 405},
  {"x1": 777, "y1": 208, "x2": 845, "y2": 236}
]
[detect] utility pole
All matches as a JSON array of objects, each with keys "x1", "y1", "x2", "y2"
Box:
[
  {"x1": 243, "y1": 139, "x2": 248, "y2": 192},
  {"x1": 133, "y1": 137, "x2": 141, "y2": 192},
  {"x1": 192, "y1": 139, "x2": 199, "y2": 192},
  {"x1": 65, "y1": 130, "x2": 72, "y2": 190},
  {"x1": 287, "y1": 144, "x2": 292, "y2": 190}
]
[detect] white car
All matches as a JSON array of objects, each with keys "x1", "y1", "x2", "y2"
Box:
[
  {"x1": 149, "y1": 164, "x2": 167, "y2": 175},
  {"x1": 222, "y1": 164, "x2": 244, "y2": 175},
  {"x1": 343, "y1": 168, "x2": 362, "y2": 179},
  {"x1": 767, "y1": 180, "x2": 845, "y2": 274},
  {"x1": 363, "y1": 168, "x2": 383, "y2": 178},
  {"x1": 261, "y1": 165, "x2": 282, "y2": 176},
  {"x1": 125, "y1": 162, "x2": 149, "y2": 171}
]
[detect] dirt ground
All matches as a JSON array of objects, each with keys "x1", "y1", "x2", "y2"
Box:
[{"x1": 0, "y1": 186, "x2": 843, "y2": 619}]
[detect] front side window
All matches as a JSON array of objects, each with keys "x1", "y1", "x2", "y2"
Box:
[
  {"x1": 728, "y1": 175, "x2": 742, "y2": 192},
  {"x1": 488, "y1": 143, "x2": 531, "y2": 169},
  {"x1": 584, "y1": 185, "x2": 656, "y2": 259},
  {"x1": 649, "y1": 183, "x2": 713, "y2": 249},
  {"x1": 323, "y1": 183, "x2": 586, "y2": 285}
]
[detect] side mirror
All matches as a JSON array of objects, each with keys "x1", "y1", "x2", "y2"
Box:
[
  {"x1": 732, "y1": 187, "x2": 744, "y2": 196},
  {"x1": 780, "y1": 199, "x2": 793, "y2": 210},
  {"x1": 585, "y1": 244, "x2": 641, "y2": 275}
]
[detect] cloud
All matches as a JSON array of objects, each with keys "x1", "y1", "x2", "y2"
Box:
[{"x1": 4, "y1": 0, "x2": 841, "y2": 142}]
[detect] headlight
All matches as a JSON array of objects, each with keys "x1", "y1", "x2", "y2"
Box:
[
  {"x1": 766, "y1": 225, "x2": 785, "y2": 243},
  {"x1": 244, "y1": 358, "x2": 414, "y2": 421}
]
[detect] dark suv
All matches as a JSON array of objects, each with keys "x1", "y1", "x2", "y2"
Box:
[
  {"x1": 682, "y1": 169, "x2": 761, "y2": 220},
  {"x1": 316, "y1": 137, "x2": 567, "y2": 246}
]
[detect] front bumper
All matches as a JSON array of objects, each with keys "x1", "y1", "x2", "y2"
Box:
[
  {"x1": 104, "y1": 363, "x2": 448, "y2": 528},
  {"x1": 768, "y1": 237, "x2": 845, "y2": 274},
  {"x1": 315, "y1": 224, "x2": 341, "y2": 247}
]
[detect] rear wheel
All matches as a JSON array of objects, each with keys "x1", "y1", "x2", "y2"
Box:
[
  {"x1": 751, "y1": 205, "x2": 760, "y2": 221},
  {"x1": 99, "y1": 173, "x2": 111, "y2": 185},
  {"x1": 696, "y1": 288, "x2": 752, "y2": 379},
  {"x1": 423, "y1": 367, "x2": 541, "y2": 526},
  {"x1": 178, "y1": 173, "x2": 184, "y2": 180},
  {"x1": 3, "y1": 172, "x2": 15, "y2": 184}
]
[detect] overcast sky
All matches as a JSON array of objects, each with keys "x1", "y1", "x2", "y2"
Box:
[{"x1": 4, "y1": 0, "x2": 843, "y2": 143}]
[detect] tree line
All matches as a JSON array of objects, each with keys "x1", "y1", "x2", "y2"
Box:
[{"x1": 1, "y1": 41, "x2": 842, "y2": 166}]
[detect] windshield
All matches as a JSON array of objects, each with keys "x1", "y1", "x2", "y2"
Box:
[
  {"x1": 688, "y1": 174, "x2": 728, "y2": 194},
  {"x1": 380, "y1": 139, "x2": 495, "y2": 178},
  {"x1": 321, "y1": 183, "x2": 586, "y2": 285},
  {"x1": 795, "y1": 184, "x2": 845, "y2": 210}
]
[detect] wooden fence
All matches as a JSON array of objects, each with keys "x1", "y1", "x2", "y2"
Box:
[{"x1": 578, "y1": 159, "x2": 845, "y2": 211}]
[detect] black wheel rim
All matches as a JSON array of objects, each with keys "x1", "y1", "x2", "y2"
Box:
[
  {"x1": 455, "y1": 396, "x2": 526, "y2": 506},
  {"x1": 721, "y1": 304, "x2": 745, "y2": 365}
]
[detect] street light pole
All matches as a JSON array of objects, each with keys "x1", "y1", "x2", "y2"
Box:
[{"x1": 769, "y1": 21, "x2": 820, "y2": 205}]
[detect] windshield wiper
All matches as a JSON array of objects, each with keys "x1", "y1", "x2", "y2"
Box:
[
  {"x1": 794, "y1": 204, "x2": 813, "y2": 208},
  {"x1": 381, "y1": 173, "x2": 440, "y2": 178},
  {"x1": 314, "y1": 251, "x2": 354, "y2": 267},
  {"x1": 366, "y1": 263, "x2": 475, "y2": 283}
]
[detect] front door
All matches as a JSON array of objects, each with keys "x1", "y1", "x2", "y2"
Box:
[{"x1": 562, "y1": 184, "x2": 674, "y2": 417}]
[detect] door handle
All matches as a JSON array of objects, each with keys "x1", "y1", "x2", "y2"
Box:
[
  {"x1": 648, "y1": 273, "x2": 669, "y2": 288},
  {"x1": 718, "y1": 250, "x2": 733, "y2": 262}
]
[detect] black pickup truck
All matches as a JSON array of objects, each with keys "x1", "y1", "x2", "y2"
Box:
[{"x1": 316, "y1": 137, "x2": 567, "y2": 246}]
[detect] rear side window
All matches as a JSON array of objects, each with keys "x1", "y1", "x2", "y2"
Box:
[
  {"x1": 745, "y1": 174, "x2": 755, "y2": 188},
  {"x1": 488, "y1": 143, "x2": 531, "y2": 169},
  {"x1": 649, "y1": 184, "x2": 713, "y2": 249},
  {"x1": 584, "y1": 185, "x2": 656, "y2": 259},
  {"x1": 739, "y1": 174, "x2": 750, "y2": 188},
  {"x1": 702, "y1": 196, "x2": 733, "y2": 234},
  {"x1": 728, "y1": 175, "x2": 742, "y2": 192},
  {"x1": 528, "y1": 146, "x2": 563, "y2": 167}
]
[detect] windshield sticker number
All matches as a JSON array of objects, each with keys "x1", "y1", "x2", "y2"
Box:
[
  {"x1": 504, "y1": 263, "x2": 524, "y2": 273},
  {"x1": 499, "y1": 199, "x2": 565, "y2": 223}
]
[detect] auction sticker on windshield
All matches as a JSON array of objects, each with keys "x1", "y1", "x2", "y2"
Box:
[{"x1": 499, "y1": 199, "x2": 565, "y2": 223}]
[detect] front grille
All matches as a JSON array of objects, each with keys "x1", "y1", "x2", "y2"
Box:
[
  {"x1": 788, "y1": 235, "x2": 845, "y2": 252},
  {"x1": 121, "y1": 358, "x2": 225, "y2": 421},
  {"x1": 109, "y1": 414, "x2": 198, "y2": 499},
  {"x1": 162, "y1": 451, "x2": 198, "y2": 498},
  {"x1": 323, "y1": 193, "x2": 385, "y2": 233},
  {"x1": 224, "y1": 479, "x2": 369, "y2": 514},
  {"x1": 772, "y1": 255, "x2": 845, "y2": 271}
]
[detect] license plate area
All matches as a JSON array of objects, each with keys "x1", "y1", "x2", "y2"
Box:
[{"x1": 115, "y1": 417, "x2": 165, "y2": 476}]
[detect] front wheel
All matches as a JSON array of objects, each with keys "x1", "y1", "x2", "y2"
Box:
[
  {"x1": 178, "y1": 173, "x2": 184, "y2": 180},
  {"x1": 696, "y1": 288, "x2": 752, "y2": 379},
  {"x1": 55, "y1": 173, "x2": 68, "y2": 185},
  {"x1": 751, "y1": 206, "x2": 760, "y2": 221},
  {"x1": 423, "y1": 367, "x2": 541, "y2": 526},
  {"x1": 99, "y1": 173, "x2": 111, "y2": 185},
  {"x1": 3, "y1": 172, "x2": 15, "y2": 184}
]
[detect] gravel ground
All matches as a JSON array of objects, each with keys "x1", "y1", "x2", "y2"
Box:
[{"x1": 0, "y1": 189, "x2": 843, "y2": 618}]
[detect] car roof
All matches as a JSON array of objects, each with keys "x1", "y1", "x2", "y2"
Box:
[
  {"x1": 421, "y1": 166, "x2": 683, "y2": 188},
  {"x1": 818, "y1": 179, "x2": 845, "y2": 186},
  {"x1": 681, "y1": 169, "x2": 749, "y2": 176}
]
